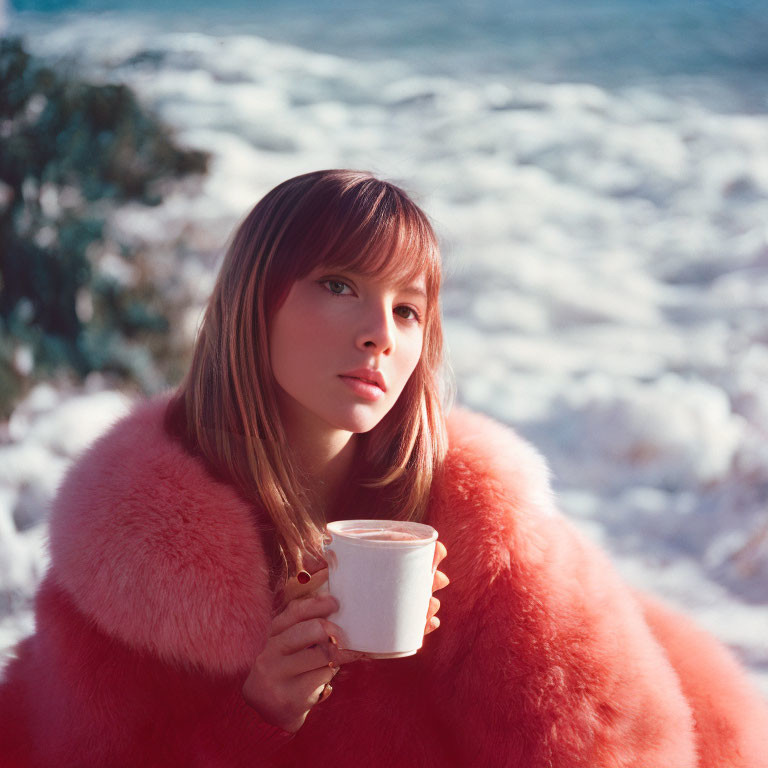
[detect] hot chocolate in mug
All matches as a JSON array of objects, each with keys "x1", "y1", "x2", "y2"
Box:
[{"x1": 321, "y1": 519, "x2": 438, "y2": 658}]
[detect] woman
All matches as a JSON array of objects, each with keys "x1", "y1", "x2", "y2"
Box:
[{"x1": 1, "y1": 169, "x2": 766, "y2": 767}]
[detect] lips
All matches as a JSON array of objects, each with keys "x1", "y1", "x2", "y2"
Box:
[
  {"x1": 339, "y1": 368, "x2": 387, "y2": 392},
  {"x1": 339, "y1": 376, "x2": 385, "y2": 401},
  {"x1": 350, "y1": 376, "x2": 378, "y2": 388}
]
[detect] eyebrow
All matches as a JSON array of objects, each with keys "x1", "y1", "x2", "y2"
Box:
[{"x1": 398, "y1": 284, "x2": 428, "y2": 302}]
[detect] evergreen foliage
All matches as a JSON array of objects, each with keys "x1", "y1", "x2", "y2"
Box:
[{"x1": 0, "y1": 37, "x2": 210, "y2": 418}]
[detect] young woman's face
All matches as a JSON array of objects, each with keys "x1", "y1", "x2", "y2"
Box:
[{"x1": 269, "y1": 264, "x2": 428, "y2": 436}]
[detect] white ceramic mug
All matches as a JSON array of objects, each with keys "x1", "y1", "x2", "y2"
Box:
[{"x1": 322, "y1": 519, "x2": 438, "y2": 658}]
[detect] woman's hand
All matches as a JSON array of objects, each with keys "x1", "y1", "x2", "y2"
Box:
[
  {"x1": 425, "y1": 540, "x2": 449, "y2": 635},
  {"x1": 242, "y1": 570, "x2": 363, "y2": 733}
]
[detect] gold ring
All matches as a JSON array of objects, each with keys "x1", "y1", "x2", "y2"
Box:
[{"x1": 318, "y1": 683, "x2": 333, "y2": 703}]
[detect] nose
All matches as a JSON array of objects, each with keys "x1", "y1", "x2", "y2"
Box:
[{"x1": 356, "y1": 301, "x2": 396, "y2": 354}]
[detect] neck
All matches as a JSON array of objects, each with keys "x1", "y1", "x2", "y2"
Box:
[
  {"x1": 277, "y1": 410, "x2": 359, "y2": 524},
  {"x1": 300, "y1": 433, "x2": 359, "y2": 522}
]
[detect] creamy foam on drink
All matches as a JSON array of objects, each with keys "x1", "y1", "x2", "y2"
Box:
[{"x1": 341, "y1": 528, "x2": 424, "y2": 542}]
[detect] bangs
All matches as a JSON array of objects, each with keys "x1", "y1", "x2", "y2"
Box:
[{"x1": 304, "y1": 179, "x2": 440, "y2": 294}]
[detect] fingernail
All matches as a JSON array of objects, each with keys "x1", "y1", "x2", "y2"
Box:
[{"x1": 297, "y1": 570, "x2": 311, "y2": 584}]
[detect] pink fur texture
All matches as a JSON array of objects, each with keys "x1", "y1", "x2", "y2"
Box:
[
  {"x1": 1, "y1": 396, "x2": 766, "y2": 767},
  {"x1": 48, "y1": 396, "x2": 275, "y2": 676}
]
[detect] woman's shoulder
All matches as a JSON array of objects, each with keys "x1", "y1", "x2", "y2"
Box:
[
  {"x1": 425, "y1": 404, "x2": 566, "y2": 578},
  {"x1": 51, "y1": 393, "x2": 237, "y2": 510},
  {"x1": 46, "y1": 393, "x2": 275, "y2": 675},
  {"x1": 439, "y1": 404, "x2": 558, "y2": 520},
  {"x1": 48, "y1": 393, "x2": 252, "y2": 557}
]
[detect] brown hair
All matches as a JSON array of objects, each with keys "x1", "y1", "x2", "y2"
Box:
[{"x1": 165, "y1": 169, "x2": 454, "y2": 586}]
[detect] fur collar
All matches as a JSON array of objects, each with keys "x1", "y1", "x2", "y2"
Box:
[{"x1": 48, "y1": 395, "x2": 555, "y2": 676}]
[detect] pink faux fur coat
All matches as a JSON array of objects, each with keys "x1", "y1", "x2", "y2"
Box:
[{"x1": 1, "y1": 395, "x2": 766, "y2": 767}]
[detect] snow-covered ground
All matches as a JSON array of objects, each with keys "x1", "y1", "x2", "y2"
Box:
[
  {"x1": 2, "y1": 9, "x2": 767, "y2": 697},
  {"x1": 0, "y1": 382, "x2": 133, "y2": 654}
]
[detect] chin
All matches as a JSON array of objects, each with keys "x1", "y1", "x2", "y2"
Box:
[{"x1": 329, "y1": 407, "x2": 387, "y2": 435}]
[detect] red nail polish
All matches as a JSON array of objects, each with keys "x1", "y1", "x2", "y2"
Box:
[{"x1": 297, "y1": 570, "x2": 311, "y2": 584}]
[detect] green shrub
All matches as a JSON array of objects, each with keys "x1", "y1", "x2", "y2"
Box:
[{"x1": 0, "y1": 37, "x2": 210, "y2": 418}]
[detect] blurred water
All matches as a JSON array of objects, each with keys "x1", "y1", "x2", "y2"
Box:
[{"x1": 8, "y1": 0, "x2": 768, "y2": 109}]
